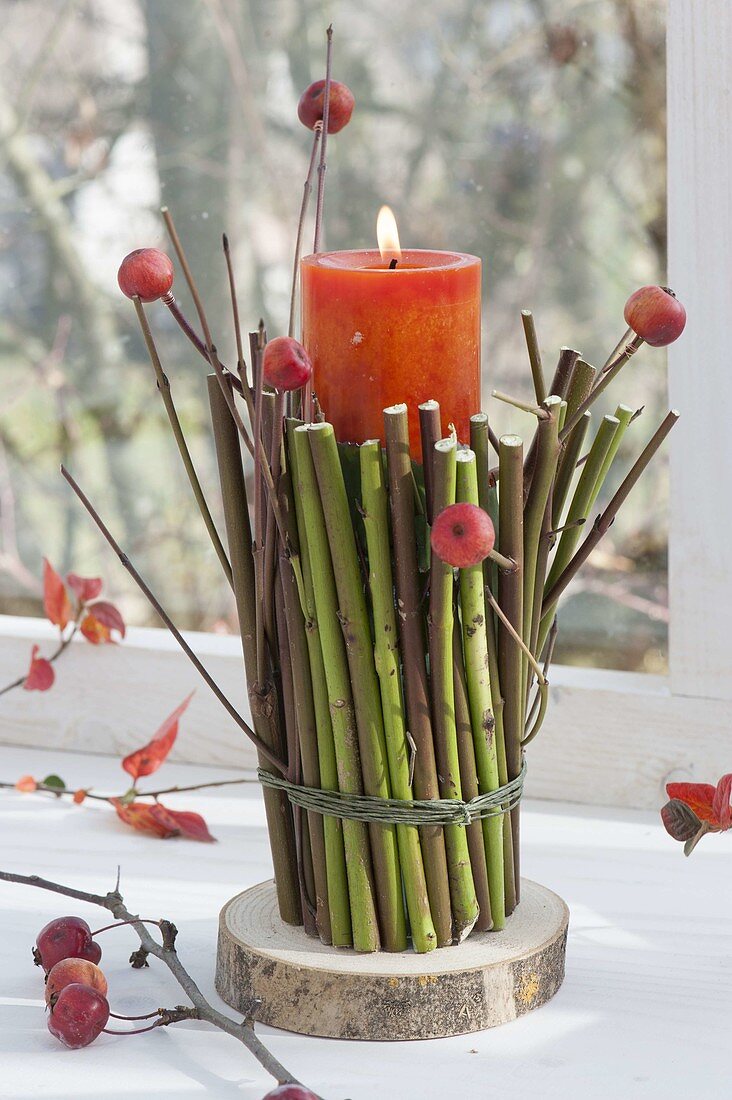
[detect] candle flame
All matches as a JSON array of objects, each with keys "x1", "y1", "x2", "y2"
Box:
[{"x1": 377, "y1": 205, "x2": 402, "y2": 263}]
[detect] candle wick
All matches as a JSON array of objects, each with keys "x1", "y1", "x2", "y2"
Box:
[{"x1": 389, "y1": 258, "x2": 398, "y2": 270}]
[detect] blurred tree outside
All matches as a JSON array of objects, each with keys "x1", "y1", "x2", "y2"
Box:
[{"x1": 0, "y1": 0, "x2": 667, "y2": 671}]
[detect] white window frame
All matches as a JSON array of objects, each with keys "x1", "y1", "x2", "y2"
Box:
[{"x1": 0, "y1": 1, "x2": 729, "y2": 809}]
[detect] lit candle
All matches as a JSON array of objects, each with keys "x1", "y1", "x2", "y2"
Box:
[{"x1": 301, "y1": 207, "x2": 481, "y2": 458}]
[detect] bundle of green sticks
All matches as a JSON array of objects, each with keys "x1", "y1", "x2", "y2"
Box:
[{"x1": 67, "y1": 225, "x2": 685, "y2": 954}]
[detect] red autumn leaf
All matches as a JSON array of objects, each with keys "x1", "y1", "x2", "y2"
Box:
[
  {"x1": 86, "y1": 600, "x2": 126, "y2": 639},
  {"x1": 15, "y1": 775, "x2": 37, "y2": 792},
  {"x1": 67, "y1": 573, "x2": 103, "y2": 603},
  {"x1": 149, "y1": 803, "x2": 216, "y2": 843},
  {"x1": 80, "y1": 613, "x2": 112, "y2": 645},
  {"x1": 23, "y1": 645, "x2": 55, "y2": 692},
  {"x1": 121, "y1": 692, "x2": 194, "y2": 782},
  {"x1": 112, "y1": 798, "x2": 176, "y2": 838},
  {"x1": 665, "y1": 781, "x2": 718, "y2": 825},
  {"x1": 43, "y1": 559, "x2": 71, "y2": 630},
  {"x1": 111, "y1": 798, "x2": 215, "y2": 842},
  {"x1": 712, "y1": 773, "x2": 732, "y2": 830}
]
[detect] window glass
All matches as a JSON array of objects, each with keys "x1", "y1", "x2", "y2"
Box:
[{"x1": 0, "y1": 0, "x2": 666, "y2": 670}]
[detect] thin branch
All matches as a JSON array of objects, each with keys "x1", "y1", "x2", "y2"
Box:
[
  {"x1": 520, "y1": 310, "x2": 546, "y2": 404},
  {"x1": 161, "y1": 293, "x2": 208, "y2": 359},
  {"x1": 492, "y1": 390, "x2": 549, "y2": 419},
  {"x1": 0, "y1": 774, "x2": 259, "y2": 802},
  {"x1": 221, "y1": 235, "x2": 250, "y2": 399},
  {"x1": 289, "y1": 124, "x2": 322, "y2": 338},
  {"x1": 132, "y1": 297, "x2": 233, "y2": 587},
  {"x1": 313, "y1": 25, "x2": 333, "y2": 253},
  {"x1": 0, "y1": 871, "x2": 307, "y2": 1091},
  {"x1": 60, "y1": 465, "x2": 286, "y2": 775},
  {"x1": 484, "y1": 584, "x2": 547, "y2": 688},
  {"x1": 543, "y1": 410, "x2": 680, "y2": 610},
  {"x1": 560, "y1": 335, "x2": 644, "y2": 441}
]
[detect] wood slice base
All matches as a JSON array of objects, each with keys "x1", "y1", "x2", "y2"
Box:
[{"x1": 215, "y1": 879, "x2": 568, "y2": 1040}]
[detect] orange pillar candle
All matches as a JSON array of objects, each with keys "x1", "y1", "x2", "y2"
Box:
[{"x1": 301, "y1": 225, "x2": 481, "y2": 458}]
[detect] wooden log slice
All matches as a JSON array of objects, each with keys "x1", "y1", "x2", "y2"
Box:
[{"x1": 216, "y1": 878, "x2": 568, "y2": 1040}]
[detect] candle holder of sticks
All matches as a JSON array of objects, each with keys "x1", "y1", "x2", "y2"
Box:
[{"x1": 63, "y1": 30, "x2": 686, "y2": 1040}]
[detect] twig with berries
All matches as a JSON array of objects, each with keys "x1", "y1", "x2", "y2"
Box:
[{"x1": 0, "y1": 870, "x2": 316, "y2": 1095}]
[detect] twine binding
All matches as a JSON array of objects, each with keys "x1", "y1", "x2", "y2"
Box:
[{"x1": 258, "y1": 757, "x2": 526, "y2": 826}]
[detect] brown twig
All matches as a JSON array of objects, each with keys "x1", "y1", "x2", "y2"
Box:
[
  {"x1": 312, "y1": 25, "x2": 333, "y2": 254},
  {"x1": 543, "y1": 410, "x2": 680, "y2": 611},
  {"x1": 60, "y1": 465, "x2": 286, "y2": 775},
  {"x1": 418, "y1": 399, "x2": 441, "y2": 524},
  {"x1": 383, "y1": 404, "x2": 453, "y2": 947},
  {"x1": 221, "y1": 234, "x2": 247, "y2": 381},
  {"x1": 132, "y1": 297, "x2": 233, "y2": 587},
  {"x1": 0, "y1": 870, "x2": 309, "y2": 1091},
  {"x1": 161, "y1": 293, "x2": 208, "y2": 359},
  {"x1": 492, "y1": 390, "x2": 549, "y2": 419},
  {"x1": 560, "y1": 336, "x2": 644, "y2": 441},
  {"x1": 289, "y1": 124, "x2": 323, "y2": 338},
  {"x1": 520, "y1": 310, "x2": 546, "y2": 404},
  {"x1": 1, "y1": 775, "x2": 259, "y2": 802}
]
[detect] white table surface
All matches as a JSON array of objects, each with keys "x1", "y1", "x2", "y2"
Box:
[{"x1": 1, "y1": 742, "x2": 729, "y2": 1100}]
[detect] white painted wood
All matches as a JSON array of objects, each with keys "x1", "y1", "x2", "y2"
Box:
[
  {"x1": 2, "y1": 742, "x2": 730, "y2": 1099},
  {"x1": 1, "y1": 615, "x2": 730, "y2": 809},
  {"x1": 0, "y1": 615, "x2": 256, "y2": 770},
  {"x1": 668, "y1": 0, "x2": 732, "y2": 699}
]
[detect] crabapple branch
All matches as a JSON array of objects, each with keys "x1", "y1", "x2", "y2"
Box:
[{"x1": 0, "y1": 870, "x2": 310, "y2": 1092}]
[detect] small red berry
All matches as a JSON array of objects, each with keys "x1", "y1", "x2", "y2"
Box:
[
  {"x1": 47, "y1": 983, "x2": 110, "y2": 1049},
  {"x1": 262, "y1": 1087, "x2": 319, "y2": 1100},
  {"x1": 297, "y1": 79, "x2": 355, "y2": 133},
  {"x1": 623, "y1": 285, "x2": 686, "y2": 347},
  {"x1": 263, "y1": 337, "x2": 313, "y2": 392},
  {"x1": 35, "y1": 916, "x2": 102, "y2": 972},
  {"x1": 117, "y1": 248, "x2": 174, "y2": 303},
  {"x1": 45, "y1": 958, "x2": 108, "y2": 1006},
  {"x1": 431, "y1": 503, "x2": 495, "y2": 569},
  {"x1": 15, "y1": 775, "x2": 37, "y2": 792}
]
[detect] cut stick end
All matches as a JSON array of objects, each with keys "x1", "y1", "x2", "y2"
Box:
[
  {"x1": 434, "y1": 437, "x2": 456, "y2": 454},
  {"x1": 470, "y1": 412, "x2": 488, "y2": 424},
  {"x1": 418, "y1": 399, "x2": 440, "y2": 411},
  {"x1": 499, "y1": 434, "x2": 523, "y2": 448},
  {"x1": 383, "y1": 403, "x2": 408, "y2": 416},
  {"x1": 455, "y1": 448, "x2": 475, "y2": 464}
]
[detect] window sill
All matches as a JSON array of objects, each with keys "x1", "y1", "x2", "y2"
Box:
[{"x1": 0, "y1": 615, "x2": 728, "y2": 809}]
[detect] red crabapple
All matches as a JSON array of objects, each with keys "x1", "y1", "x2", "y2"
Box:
[
  {"x1": 431, "y1": 503, "x2": 496, "y2": 569},
  {"x1": 45, "y1": 958, "x2": 108, "y2": 1006},
  {"x1": 297, "y1": 80, "x2": 355, "y2": 133},
  {"x1": 117, "y1": 248, "x2": 174, "y2": 303},
  {"x1": 35, "y1": 916, "x2": 102, "y2": 972},
  {"x1": 263, "y1": 337, "x2": 313, "y2": 392},
  {"x1": 47, "y1": 983, "x2": 110, "y2": 1049},
  {"x1": 623, "y1": 285, "x2": 686, "y2": 347}
]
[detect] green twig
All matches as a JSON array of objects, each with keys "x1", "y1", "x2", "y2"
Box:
[
  {"x1": 428, "y1": 438, "x2": 479, "y2": 941},
  {"x1": 456, "y1": 450, "x2": 505, "y2": 930},
  {"x1": 360, "y1": 440, "x2": 436, "y2": 952}
]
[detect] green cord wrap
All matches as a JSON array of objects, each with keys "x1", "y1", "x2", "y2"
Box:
[{"x1": 258, "y1": 758, "x2": 526, "y2": 827}]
